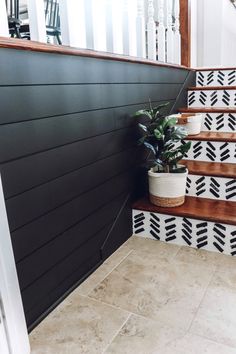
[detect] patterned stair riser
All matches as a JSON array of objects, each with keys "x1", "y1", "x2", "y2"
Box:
[
  {"x1": 188, "y1": 89, "x2": 236, "y2": 107},
  {"x1": 201, "y1": 113, "x2": 236, "y2": 132},
  {"x1": 186, "y1": 174, "x2": 236, "y2": 201},
  {"x1": 197, "y1": 70, "x2": 236, "y2": 87},
  {"x1": 180, "y1": 140, "x2": 236, "y2": 163},
  {"x1": 133, "y1": 210, "x2": 236, "y2": 256}
]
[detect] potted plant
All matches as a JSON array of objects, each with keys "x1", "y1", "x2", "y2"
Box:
[{"x1": 134, "y1": 102, "x2": 191, "y2": 207}]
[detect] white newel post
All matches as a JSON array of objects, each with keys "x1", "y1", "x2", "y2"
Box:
[
  {"x1": 136, "y1": 0, "x2": 146, "y2": 58},
  {"x1": 147, "y1": 0, "x2": 156, "y2": 60},
  {"x1": 27, "y1": 0, "x2": 47, "y2": 42},
  {"x1": 157, "y1": 0, "x2": 166, "y2": 62},
  {"x1": 92, "y1": 0, "x2": 107, "y2": 51},
  {"x1": 0, "y1": 0, "x2": 9, "y2": 37},
  {"x1": 173, "y1": 0, "x2": 181, "y2": 64},
  {"x1": 59, "y1": 0, "x2": 86, "y2": 48},
  {"x1": 166, "y1": 0, "x2": 174, "y2": 63}
]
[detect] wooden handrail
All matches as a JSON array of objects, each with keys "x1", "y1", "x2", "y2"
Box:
[
  {"x1": 0, "y1": 37, "x2": 192, "y2": 71},
  {"x1": 180, "y1": 0, "x2": 191, "y2": 67}
]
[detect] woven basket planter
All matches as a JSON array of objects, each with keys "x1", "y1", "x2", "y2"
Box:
[
  {"x1": 148, "y1": 168, "x2": 188, "y2": 207},
  {"x1": 170, "y1": 113, "x2": 202, "y2": 136}
]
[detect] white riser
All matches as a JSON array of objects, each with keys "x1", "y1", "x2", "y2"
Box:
[
  {"x1": 133, "y1": 210, "x2": 236, "y2": 256},
  {"x1": 182, "y1": 140, "x2": 236, "y2": 163},
  {"x1": 186, "y1": 174, "x2": 236, "y2": 201},
  {"x1": 197, "y1": 70, "x2": 236, "y2": 87},
  {"x1": 201, "y1": 112, "x2": 236, "y2": 132},
  {"x1": 188, "y1": 90, "x2": 236, "y2": 107}
]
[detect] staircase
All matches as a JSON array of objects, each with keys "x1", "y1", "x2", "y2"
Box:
[{"x1": 132, "y1": 68, "x2": 236, "y2": 256}]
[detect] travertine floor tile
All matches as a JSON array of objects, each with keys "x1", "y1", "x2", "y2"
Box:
[
  {"x1": 173, "y1": 246, "x2": 220, "y2": 269},
  {"x1": 105, "y1": 314, "x2": 235, "y2": 354},
  {"x1": 124, "y1": 235, "x2": 181, "y2": 259},
  {"x1": 30, "y1": 294, "x2": 129, "y2": 354},
  {"x1": 77, "y1": 243, "x2": 132, "y2": 295},
  {"x1": 89, "y1": 249, "x2": 214, "y2": 330},
  {"x1": 190, "y1": 271, "x2": 236, "y2": 348}
]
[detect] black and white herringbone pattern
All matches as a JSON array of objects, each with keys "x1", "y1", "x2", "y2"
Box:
[
  {"x1": 197, "y1": 70, "x2": 236, "y2": 87},
  {"x1": 186, "y1": 175, "x2": 236, "y2": 201},
  {"x1": 188, "y1": 89, "x2": 236, "y2": 107},
  {"x1": 181, "y1": 140, "x2": 236, "y2": 163},
  {"x1": 201, "y1": 113, "x2": 236, "y2": 132},
  {"x1": 132, "y1": 210, "x2": 236, "y2": 256}
]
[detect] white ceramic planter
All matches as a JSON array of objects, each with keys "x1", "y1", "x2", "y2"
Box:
[
  {"x1": 148, "y1": 168, "x2": 188, "y2": 207},
  {"x1": 169, "y1": 113, "x2": 202, "y2": 135}
]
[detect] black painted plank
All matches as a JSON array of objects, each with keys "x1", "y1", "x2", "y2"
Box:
[
  {"x1": 101, "y1": 194, "x2": 132, "y2": 260},
  {"x1": 11, "y1": 169, "x2": 135, "y2": 262},
  {"x1": 22, "y1": 222, "x2": 111, "y2": 315},
  {"x1": 0, "y1": 83, "x2": 181, "y2": 124},
  {"x1": 0, "y1": 49, "x2": 189, "y2": 86},
  {"x1": 0, "y1": 106, "x2": 140, "y2": 164},
  {"x1": 17, "y1": 192, "x2": 128, "y2": 290},
  {"x1": 26, "y1": 251, "x2": 102, "y2": 330},
  {"x1": 1, "y1": 125, "x2": 141, "y2": 198},
  {"x1": 6, "y1": 148, "x2": 140, "y2": 230}
]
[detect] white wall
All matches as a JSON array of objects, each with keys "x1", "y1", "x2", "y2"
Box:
[
  {"x1": 191, "y1": 0, "x2": 236, "y2": 67},
  {"x1": 221, "y1": 0, "x2": 236, "y2": 66}
]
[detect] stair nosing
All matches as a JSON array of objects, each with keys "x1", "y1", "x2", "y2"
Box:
[
  {"x1": 182, "y1": 160, "x2": 236, "y2": 179},
  {"x1": 133, "y1": 196, "x2": 236, "y2": 226},
  {"x1": 195, "y1": 67, "x2": 236, "y2": 72},
  {"x1": 185, "y1": 131, "x2": 236, "y2": 143},
  {"x1": 188, "y1": 86, "x2": 236, "y2": 91},
  {"x1": 180, "y1": 108, "x2": 236, "y2": 113}
]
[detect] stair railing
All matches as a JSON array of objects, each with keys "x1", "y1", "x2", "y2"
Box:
[{"x1": 0, "y1": 0, "x2": 188, "y2": 66}]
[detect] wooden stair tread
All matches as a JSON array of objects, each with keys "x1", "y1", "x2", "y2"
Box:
[
  {"x1": 182, "y1": 160, "x2": 236, "y2": 178},
  {"x1": 195, "y1": 67, "x2": 236, "y2": 71},
  {"x1": 133, "y1": 196, "x2": 236, "y2": 226},
  {"x1": 179, "y1": 107, "x2": 236, "y2": 113},
  {"x1": 188, "y1": 86, "x2": 236, "y2": 91},
  {"x1": 185, "y1": 131, "x2": 236, "y2": 142}
]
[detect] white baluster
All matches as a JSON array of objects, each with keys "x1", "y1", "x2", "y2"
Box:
[
  {"x1": 112, "y1": 1, "x2": 123, "y2": 54},
  {"x1": 122, "y1": 0, "x2": 130, "y2": 55},
  {"x1": 157, "y1": 0, "x2": 166, "y2": 62},
  {"x1": 27, "y1": 0, "x2": 47, "y2": 42},
  {"x1": 173, "y1": 0, "x2": 181, "y2": 64},
  {"x1": 136, "y1": 0, "x2": 146, "y2": 58},
  {"x1": 166, "y1": 0, "x2": 174, "y2": 63},
  {"x1": 147, "y1": 0, "x2": 156, "y2": 60},
  {"x1": 105, "y1": 0, "x2": 114, "y2": 53},
  {"x1": 59, "y1": 0, "x2": 86, "y2": 48},
  {"x1": 84, "y1": 0, "x2": 94, "y2": 49},
  {"x1": 0, "y1": 0, "x2": 9, "y2": 37},
  {"x1": 92, "y1": 0, "x2": 107, "y2": 51}
]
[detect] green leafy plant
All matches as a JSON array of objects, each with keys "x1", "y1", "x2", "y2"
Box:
[{"x1": 134, "y1": 101, "x2": 191, "y2": 173}]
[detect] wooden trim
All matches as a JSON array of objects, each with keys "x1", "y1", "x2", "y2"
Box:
[
  {"x1": 195, "y1": 67, "x2": 236, "y2": 71},
  {"x1": 185, "y1": 131, "x2": 236, "y2": 143},
  {"x1": 0, "y1": 37, "x2": 191, "y2": 71},
  {"x1": 188, "y1": 86, "x2": 236, "y2": 91},
  {"x1": 182, "y1": 160, "x2": 236, "y2": 179},
  {"x1": 180, "y1": 107, "x2": 236, "y2": 113},
  {"x1": 133, "y1": 196, "x2": 236, "y2": 226},
  {"x1": 180, "y1": 0, "x2": 191, "y2": 67}
]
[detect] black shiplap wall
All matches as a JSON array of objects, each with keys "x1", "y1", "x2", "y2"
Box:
[{"x1": 0, "y1": 47, "x2": 193, "y2": 330}]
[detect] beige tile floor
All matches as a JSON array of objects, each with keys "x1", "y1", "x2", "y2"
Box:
[{"x1": 30, "y1": 236, "x2": 236, "y2": 354}]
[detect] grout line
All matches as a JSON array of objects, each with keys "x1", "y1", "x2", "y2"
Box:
[
  {"x1": 190, "y1": 332, "x2": 236, "y2": 350},
  {"x1": 187, "y1": 267, "x2": 217, "y2": 333},
  {"x1": 80, "y1": 248, "x2": 134, "y2": 296},
  {"x1": 102, "y1": 313, "x2": 132, "y2": 354}
]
